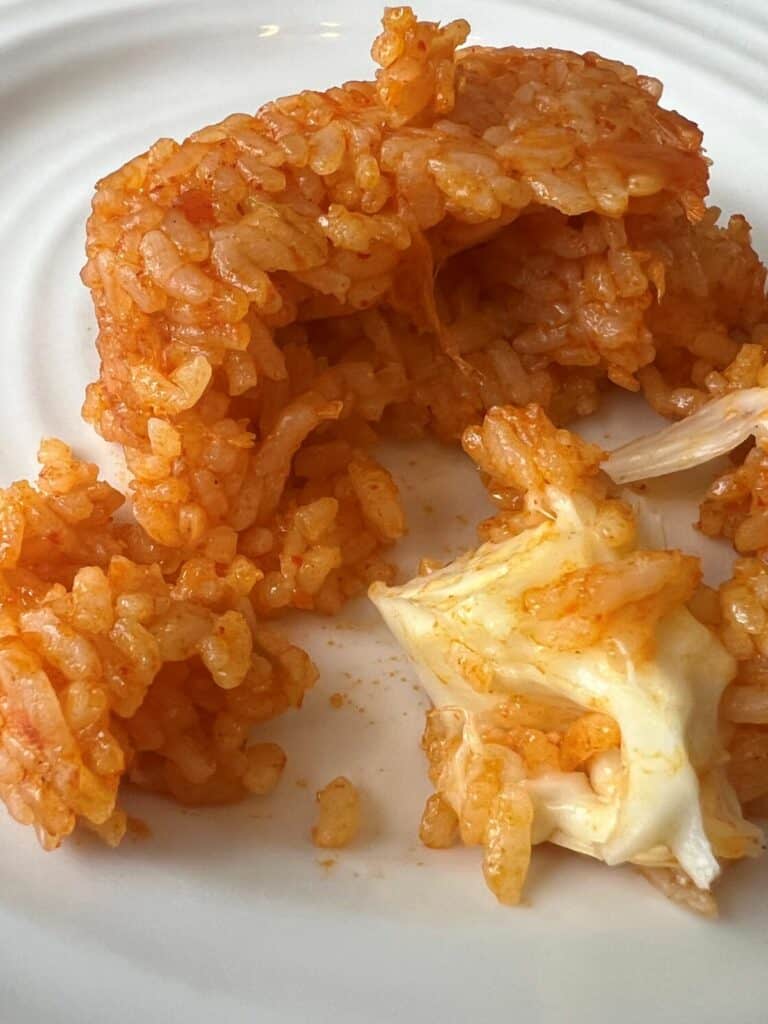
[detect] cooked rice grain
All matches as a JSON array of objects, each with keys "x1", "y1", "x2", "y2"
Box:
[
  {"x1": 4, "y1": 4, "x2": 768, "y2": 874},
  {"x1": 312, "y1": 776, "x2": 361, "y2": 848},
  {"x1": 0, "y1": 443, "x2": 316, "y2": 845}
]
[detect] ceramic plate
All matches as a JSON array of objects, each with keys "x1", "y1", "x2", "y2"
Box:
[{"x1": 1, "y1": 1, "x2": 767, "y2": 1020}]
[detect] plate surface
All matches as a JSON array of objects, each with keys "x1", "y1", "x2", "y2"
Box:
[{"x1": 1, "y1": 1, "x2": 768, "y2": 1021}]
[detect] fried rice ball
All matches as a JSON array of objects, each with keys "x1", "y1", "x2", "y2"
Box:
[{"x1": 81, "y1": 6, "x2": 709, "y2": 601}]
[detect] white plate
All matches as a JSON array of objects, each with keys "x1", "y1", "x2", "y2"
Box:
[{"x1": 1, "y1": 1, "x2": 767, "y2": 1021}]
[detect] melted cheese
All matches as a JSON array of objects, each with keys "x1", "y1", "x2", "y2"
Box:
[{"x1": 370, "y1": 494, "x2": 754, "y2": 888}]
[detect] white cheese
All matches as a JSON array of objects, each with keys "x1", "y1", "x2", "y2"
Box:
[{"x1": 370, "y1": 493, "x2": 754, "y2": 888}]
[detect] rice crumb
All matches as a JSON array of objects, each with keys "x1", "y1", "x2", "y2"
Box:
[{"x1": 312, "y1": 776, "x2": 361, "y2": 849}]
